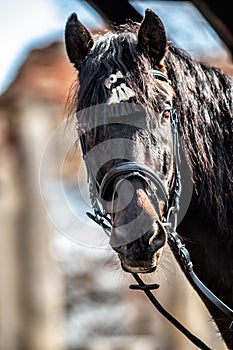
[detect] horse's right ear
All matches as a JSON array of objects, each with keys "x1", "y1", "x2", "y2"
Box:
[
  {"x1": 137, "y1": 9, "x2": 167, "y2": 65},
  {"x1": 65, "y1": 13, "x2": 94, "y2": 69}
]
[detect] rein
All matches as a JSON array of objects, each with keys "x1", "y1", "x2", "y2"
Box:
[{"x1": 78, "y1": 70, "x2": 233, "y2": 349}]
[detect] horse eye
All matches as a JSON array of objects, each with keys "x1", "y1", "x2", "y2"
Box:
[{"x1": 161, "y1": 110, "x2": 171, "y2": 123}]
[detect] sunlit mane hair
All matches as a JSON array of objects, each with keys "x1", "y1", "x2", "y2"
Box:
[{"x1": 68, "y1": 23, "x2": 233, "y2": 230}]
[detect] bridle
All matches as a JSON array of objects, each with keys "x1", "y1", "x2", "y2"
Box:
[
  {"x1": 80, "y1": 70, "x2": 178, "y2": 234},
  {"x1": 78, "y1": 70, "x2": 233, "y2": 349}
]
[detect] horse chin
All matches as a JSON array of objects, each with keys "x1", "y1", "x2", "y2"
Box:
[
  {"x1": 112, "y1": 222, "x2": 166, "y2": 274},
  {"x1": 120, "y1": 261, "x2": 157, "y2": 274},
  {"x1": 119, "y1": 248, "x2": 162, "y2": 274}
]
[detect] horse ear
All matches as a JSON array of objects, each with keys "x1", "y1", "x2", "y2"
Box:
[
  {"x1": 138, "y1": 9, "x2": 167, "y2": 64},
  {"x1": 65, "y1": 13, "x2": 94, "y2": 69}
]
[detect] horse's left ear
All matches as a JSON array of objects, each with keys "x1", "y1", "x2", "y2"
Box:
[
  {"x1": 65, "y1": 13, "x2": 94, "y2": 69},
  {"x1": 137, "y1": 9, "x2": 167, "y2": 64}
]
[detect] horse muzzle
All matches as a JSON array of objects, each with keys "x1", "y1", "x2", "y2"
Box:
[
  {"x1": 111, "y1": 220, "x2": 167, "y2": 274},
  {"x1": 97, "y1": 161, "x2": 169, "y2": 273}
]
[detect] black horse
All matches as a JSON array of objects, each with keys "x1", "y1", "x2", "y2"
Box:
[{"x1": 65, "y1": 9, "x2": 233, "y2": 348}]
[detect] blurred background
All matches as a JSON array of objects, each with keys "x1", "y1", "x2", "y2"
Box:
[{"x1": 0, "y1": 1, "x2": 232, "y2": 350}]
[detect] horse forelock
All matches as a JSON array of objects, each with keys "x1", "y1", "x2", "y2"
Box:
[{"x1": 76, "y1": 25, "x2": 170, "y2": 111}]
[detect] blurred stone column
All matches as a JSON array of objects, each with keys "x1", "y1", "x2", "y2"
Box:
[
  {"x1": 0, "y1": 113, "x2": 22, "y2": 350},
  {"x1": 0, "y1": 101, "x2": 65, "y2": 350}
]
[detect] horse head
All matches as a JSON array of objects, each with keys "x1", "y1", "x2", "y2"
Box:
[{"x1": 65, "y1": 10, "x2": 177, "y2": 273}]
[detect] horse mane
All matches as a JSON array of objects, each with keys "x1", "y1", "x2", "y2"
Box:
[
  {"x1": 70, "y1": 23, "x2": 233, "y2": 232},
  {"x1": 165, "y1": 44, "x2": 233, "y2": 229}
]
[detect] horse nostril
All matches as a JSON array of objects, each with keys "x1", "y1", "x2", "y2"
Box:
[
  {"x1": 145, "y1": 228, "x2": 156, "y2": 241},
  {"x1": 148, "y1": 228, "x2": 166, "y2": 250}
]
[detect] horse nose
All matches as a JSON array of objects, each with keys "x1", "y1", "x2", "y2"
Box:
[
  {"x1": 112, "y1": 227, "x2": 166, "y2": 258},
  {"x1": 111, "y1": 228, "x2": 155, "y2": 255}
]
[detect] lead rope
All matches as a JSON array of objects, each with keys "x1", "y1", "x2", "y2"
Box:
[
  {"x1": 129, "y1": 273, "x2": 212, "y2": 350},
  {"x1": 128, "y1": 212, "x2": 212, "y2": 350}
]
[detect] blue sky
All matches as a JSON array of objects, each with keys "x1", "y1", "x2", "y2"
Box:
[{"x1": 0, "y1": 0, "x2": 104, "y2": 94}]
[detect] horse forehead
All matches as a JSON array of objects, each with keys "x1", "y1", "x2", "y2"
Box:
[
  {"x1": 94, "y1": 31, "x2": 137, "y2": 50},
  {"x1": 90, "y1": 33, "x2": 136, "y2": 65}
]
